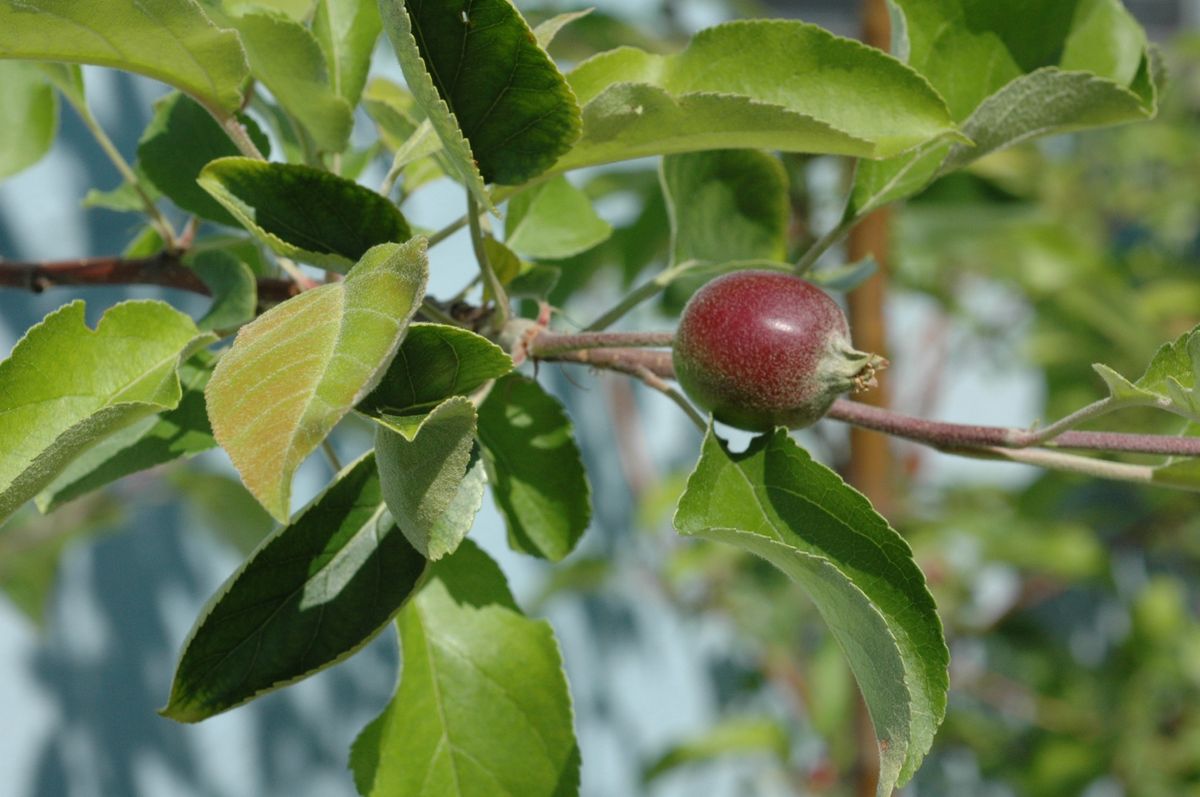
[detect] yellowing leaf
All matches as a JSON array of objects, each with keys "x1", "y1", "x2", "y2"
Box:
[{"x1": 206, "y1": 239, "x2": 428, "y2": 520}]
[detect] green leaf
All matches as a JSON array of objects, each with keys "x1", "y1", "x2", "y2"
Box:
[
  {"x1": 642, "y1": 717, "x2": 790, "y2": 784},
  {"x1": 206, "y1": 240, "x2": 428, "y2": 521},
  {"x1": 850, "y1": 0, "x2": 1156, "y2": 215},
  {"x1": 1094, "y1": 323, "x2": 1200, "y2": 421},
  {"x1": 162, "y1": 452, "x2": 427, "y2": 722},
  {"x1": 220, "y1": 0, "x2": 315, "y2": 20},
  {"x1": 221, "y1": 8, "x2": 354, "y2": 152},
  {"x1": 137, "y1": 92, "x2": 271, "y2": 227},
  {"x1": 504, "y1": 176, "x2": 613, "y2": 260},
  {"x1": 360, "y1": 323, "x2": 513, "y2": 418},
  {"x1": 660, "y1": 150, "x2": 789, "y2": 266},
  {"x1": 198, "y1": 157, "x2": 413, "y2": 271},
  {"x1": 376, "y1": 397, "x2": 484, "y2": 560},
  {"x1": 363, "y1": 76, "x2": 423, "y2": 150},
  {"x1": 556, "y1": 20, "x2": 960, "y2": 174},
  {"x1": 0, "y1": 0, "x2": 248, "y2": 115},
  {"x1": 674, "y1": 429, "x2": 948, "y2": 794},
  {"x1": 35, "y1": 350, "x2": 216, "y2": 513},
  {"x1": 0, "y1": 61, "x2": 57, "y2": 181},
  {"x1": 349, "y1": 540, "x2": 578, "y2": 797},
  {"x1": 188, "y1": 250, "x2": 258, "y2": 332},
  {"x1": 381, "y1": 0, "x2": 581, "y2": 188},
  {"x1": 533, "y1": 9, "x2": 592, "y2": 50},
  {"x1": 477, "y1": 374, "x2": 590, "y2": 562},
  {"x1": 313, "y1": 0, "x2": 382, "y2": 107},
  {"x1": 0, "y1": 301, "x2": 213, "y2": 527},
  {"x1": 0, "y1": 495, "x2": 123, "y2": 627},
  {"x1": 170, "y1": 469, "x2": 275, "y2": 555}
]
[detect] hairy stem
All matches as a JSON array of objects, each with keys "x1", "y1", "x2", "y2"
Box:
[
  {"x1": 795, "y1": 215, "x2": 855, "y2": 275},
  {"x1": 529, "y1": 330, "x2": 675, "y2": 358},
  {"x1": 956, "y1": 446, "x2": 1162, "y2": 488},
  {"x1": 67, "y1": 98, "x2": 177, "y2": 249},
  {"x1": 467, "y1": 193, "x2": 509, "y2": 329},
  {"x1": 221, "y1": 115, "x2": 266, "y2": 160}
]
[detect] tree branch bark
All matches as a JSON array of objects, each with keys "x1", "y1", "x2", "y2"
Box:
[{"x1": 0, "y1": 251, "x2": 300, "y2": 304}]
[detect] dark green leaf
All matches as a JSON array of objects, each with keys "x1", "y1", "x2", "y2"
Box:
[
  {"x1": 0, "y1": 61, "x2": 57, "y2": 181},
  {"x1": 188, "y1": 250, "x2": 258, "y2": 331},
  {"x1": 162, "y1": 452, "x2": 427, "y2": 722},
  {"x1": 35, "y1": 350, "x2": 217, "y2": 513},
  {"x1": 0, "y1": 0, "x2": 249, "y2": 114},
  {"x1": 360, "y1": 323, "x2": 512, "y2": 418},
  {"x1": 137, "y1": 92, "x2": 271, "y2": 226},
  {"x1": 375, "y1": 396, "x2": 484, "y2": 560},
  {"x1": 379, "y1": 0, "x2": 581, "y2": 195},
  {"x1": 674, "y1": 428, "x2": 947, "y2": 793},
  {"x1": 477, "y1": 374, "x2": 590, "y2": 561},
  {"x1": 349, "y1": 540, "x2": 578, "y2": 797},
  {"x1": 198, "y1": 157, "x2": 413, "y2": 271}
]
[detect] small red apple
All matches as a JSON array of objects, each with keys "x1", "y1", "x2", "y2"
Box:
[{"x1": 673, "y1": 270, "x2": 883, "y2": 431}]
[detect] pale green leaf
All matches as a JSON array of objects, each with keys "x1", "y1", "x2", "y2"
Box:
[
  {"x1": 223, "y1": 8, "x2": 354, "y2": 151},
  {"x1": 381, "y1": 0, "x2": 580, "y2": 187},
  {"x1": 533, "y1": 9, "x2": 593, "y2": 50},
  {"x1": 643, "y1": 717, "x2": 789, "y2": 784},
  {"x1": 674, "y1": 429, "x2": 947, "y2": 793},
  {"x1": 376, "y1": 397, "x2": 482, "y2": 560},
  {"x1": 0, "y1": 301, "x2": 213, "y2": 527},
  {"x1": 313, "y1": 0, "x2": 382, "y2": 106},
  {"x1": 0, "y1": 0, "x2": 248, "y2": 114},
  {"x1": 477, "y1": 374, "x2": 590, "y2": 562},
  {"x1": 660, "y1": 150, "x2": 788, "y2": 266},
  {"x1": 0, "y1": 61, "x2": 57, "y2": 181},
  {"x1": 504, "y1": 176, "x2": 613, "y2": 260},
  {"x1": 198, "y1": 157, "x2": 413, "y2": 271},
  {"x1": 0, "y1": 495, "x2": 123, "y2": 627},
  {"x1": 851, "y1": 0, "x2": 1155, "y2": 215},
  {"x1": 362, "y1": 76, "x2": 422, "y2": 150},
  {"x1": 162, "y1": 452, "x2": 427, "y2": 721},
  {"x1": 360, "y1": 323, "x2": 513, "y2": 418},
  {"x1": 35, "y1": 350, "x2": 216, "y2": 513},
  {"x1": 206, "y1": 240, "x2": 428, "y2": 521},
  {"x1": 555, "y1": 20, "x2": 959, "y2": 174},
  {"x1": 1094, "y1": 323, "x2": 1200, "y2": 421},
  {"x1": 350, "y1": 540, "x2": 578, "y2": 797}
]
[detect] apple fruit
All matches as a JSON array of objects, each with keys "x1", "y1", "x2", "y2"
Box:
[{"x1": 672, "y1": 270, "x2": 883, "y2": 431}]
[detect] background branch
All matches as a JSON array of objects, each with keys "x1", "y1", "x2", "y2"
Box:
[{"x1": 0, "y1": 252, "x2": 299, "y2": 304}]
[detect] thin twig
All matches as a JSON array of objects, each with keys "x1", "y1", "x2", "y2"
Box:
[
  {"x1": 467, "y1": 193, "x2": 509, "y2": 329},
  {"x1": 825, "y1": 399, "x2": 1200, "y2": 458},
  {"x1": 795, "y1": 216, "x2": 855, "y2": 275},
  {"x1": 0, "y1": 252, "x2": 299, "y2": 304},
  {"x1": 65, "y1": 96, "x2": 177, "y2": 249}
]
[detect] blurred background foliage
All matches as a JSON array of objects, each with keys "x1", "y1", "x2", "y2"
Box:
[{"x1": 3, "y1": 2, "x2": 1200, "y2": 797}]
